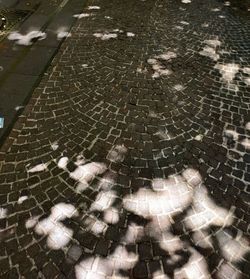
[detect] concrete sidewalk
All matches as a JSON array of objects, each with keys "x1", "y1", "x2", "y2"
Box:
[{"x1": 0, "y1": 0, "x2": 250, "y2": 278}]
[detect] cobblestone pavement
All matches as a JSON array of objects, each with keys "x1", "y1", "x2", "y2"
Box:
[{"x1": 0, "y1": 0, "x2": 250, "y2": 278}]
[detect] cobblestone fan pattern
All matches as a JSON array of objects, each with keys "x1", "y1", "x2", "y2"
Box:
[{"x1": 0, "y1": 0, "x2": 250, "y2": 278}]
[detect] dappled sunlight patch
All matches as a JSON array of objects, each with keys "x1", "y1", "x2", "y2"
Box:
[
  {"x1": 201, "y1": 23, "x2": 209, "y2": 28},
  {"x1": 88, "y1": 6, "x2": 100, "y2": 10},
  {"x1": 243, "y1": 77, "x2": 250, "y2": 86},
  {"x1": 153, "y1": 271, "x2": 170, "y2": 279},
  {"x1": 70, "y1": 162, "x2": 107, "y2": 185},
  {"x1": 76, "y1": 182, "x2": 89, "y2": 193},
  {"x1": 192, "y1": 230, "x2": 213, "y2": 249},
  {"x1": 159, "y1": 232, "x2": 184, "y2": 254},
  {"x1": 182, "y1": 168, "x2": 202, "y2": 187},
  {"x1": 240, "y1": 138, "x2": 250, "y2": 150},
  {"x1": 199, "y1": 39, "x2": 221, "y2": 61},
  {"x1": 50, "y1": 141, "x2": 59, "y2": 151},
  {"x1": 122, "y1": 223, "x2": 144, "y2": 244},
  {"x1": 103, "y1": 207, "x2": 119, "y2": 224},
  {"x1": 127, "y1": 32, "x2": 135, "y2": 37},
  {"x1": 211, "y1": 8, "x2": 221, "y2": 12},
  {"x1": 90, "y1": 218, "x2": 108, "y2": 235},
  {"x1": 174, "y1": 248, "x2": 210, "y2": 279},
  {"x1": 224, "y1": 129, "x2": 239, "y2": 141},
  {"x1": 241, "y1": 67, "x2": 250, "y2": 86},
  {"x1": 94, "y1": 32, "x2": 118, "y2": 40},
  {"x1": 73, "y1": 13, "x2": 91, "y2": 18},
  {"x1": 32, "y1": 203, "x2": 78, "y2": 250},
  {"x1": 82, "y1": 214, "x2": 108, "y2": 235},
  {"x1": 95, "y1": 173, "x2": 116, "y2": 191},
  {"x1": 180, "y1": 21, "x2": 189, "y2": 25},
  {"x1": 57, "y1": 31, "x2": 72, "y2": 40},
  {"x1": 194, "y1": 134, "x2": 203, "y2": 141},
  {"x1": 8, "y1": 31, "x2": 46, "y2": 45},
  {"x1": 216, "y1": 230, "x2": 250, "y2": 262},
  {"x1": 113, "y1": 29, "x2": 123, "y2": 33},
  {"x1": 174, "y1": 25, "x2": 184, "y2": 31},
  {"x1": 155, "y1": 130, "x2": 173, "y2": 140},
  {"x1": 214, "y1": 63, "x2": 240, "y2": 83},
  {"x1": 17, "y1": 196, "x2": 28, "y2": 204},
  {"x1": 121, "y1": 168, "x2": 244, "y2": 277},
  {"x1": 107, "y1": 144, "x2": 127, "y2": 163},
  {"x1": 15, "y1": 105, "x2": 24, "y2": 111},
  {"x1": 173, "y1": 84, "x2": 185, "y2": 91},
  {"x1": 148, "y1": 110, "x2": 161, "y2": 118},
  {"x1": 123, "y1": 170, "x2": 196, "y2": 219},
  {"x1": 184, "y1": 186, "x2": 234, "y2": 231},
  {"x1": 74, "y1": 154, "x2": 86, "y2": 166},
  {"x1": 75, "y1": 246, "x2": 138, "y2": 278},
  {"x1": 156, "y1": 51, "x2": 177, "y2": 61},
  {"x1": 110, "y1": 245, "x2": 138, "y2": 269},
  {"x1": 147, "y1": 51, "x2": 176, "y2": 79},
  {"x1": 0, "y1": 208, "x2": 7, "y2": 219},
  {"x1": 242, "y1": 67, "x2": 250, "y2": 75},
  {"x1": 57, "y1": 156, "x2": 69, "y2": 170},
  {"x1": 216, "y1": 262, "x2": 242, "y2": 279},
  {"x1": 27, "y1": 162, "x2": 48, "y2": 173},
  {"x1": 51, "y1": 203, "x2": 78, "y2": 221},
  {"x1": 136, "y1": 66, "x2": 148, "y2": 74},
  {"x1": 46, "y1": 225, "x2": 74, "y2": 250},
  {"x1": 25, "y1": 216, "x2": 39, "y2": 229},
  {"x1": 223, "y1": 126, "x2": 250, "y2": 154},
  {"x1": 90, "y1": 190, "x2": 116, "y2": 212},
  {"x1": 204, "y1": 39, "x2": 221, "y2": 48}
]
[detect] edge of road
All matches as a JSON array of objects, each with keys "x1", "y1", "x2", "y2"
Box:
[{"x1": 0, "y1": 0, "x2": 87, "y2": 148}]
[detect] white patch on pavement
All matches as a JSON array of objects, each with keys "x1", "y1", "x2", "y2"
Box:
[
  {"x1": 90, "y1": 190, "x2": 116, "y2": 212},
  {"x1": 8, "y1": 31, "x2": 46, "y2": 45},
  {"x1": 88, "y1": 6, "x2": 100, "y2": 10},
  {"x1": 17, "y1": 196, "x2": 28, "y2": 204},
  {"x1": 245, "y1": 122, "x2": 250, "y2": 130},
  {"x1": 57, "y1": 157, "x2": 69, "y2": 170},
  {"x1": 57, "y1": 31, "x2": 71, "y2": 40},
  {"x1": 70, "y1": 162, "x2": 107, "y2": 190},
  {"x1": 180, "y1": 20, "x2": 189, "y2": 25},
  {"x1": 75, "y1": 246, "x2": 138, "y2": 279},
  {"x1": 127, "y1": 32, "x2": 135, "y2": 37},
  {"x1": 0, "y1": 208, "x2": 7, "y2": 219},
  {"x1": 147, "y1": 51, "x2": 176, "y2": 79},
  {"x1": 28, "y1": 163, "x2": 48, "y2": 173},
  {"x1": 51, "y1": 142, "x2": 59, "y2": 151},
  {"x1": 199, "y1": 39, "x2": 221, "y2": 61},
  {"x1": 214, "y1": 63, "x2": 240, "y2": 83},
  {"x1": 73, "y1": 13, "x2": 91, "y2": 18},
  {"x1": 93, "y1": 32, "x2": 117, "y2": 40},
  {"x1": 34, "y1": 203, "x2": 78, "y2": 250},
  {"x1": 173, "y1": 84, "x2": 185, "y2": 91},
  {"x1": 106, "y1": 144, "x2": 127, "y2": 162},
  {"x1": 15, "y1": 106, "x2": 24, "y2": 111},
  {"x1": 103, "y1": 207, "x2": 119, "y2": 224}
]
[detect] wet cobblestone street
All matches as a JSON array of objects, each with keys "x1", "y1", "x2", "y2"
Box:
[{"x1": 0, "y1": 0, "x2": 250, "y2": 278}]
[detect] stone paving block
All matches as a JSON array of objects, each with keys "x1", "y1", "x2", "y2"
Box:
[{"x1": 0, "y1": 0, "x2": 250, "y2": 278}]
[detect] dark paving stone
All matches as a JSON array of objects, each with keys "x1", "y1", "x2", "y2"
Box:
[{"x1": 0, "y1": 0, "x2": 250, "y2": 278}]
